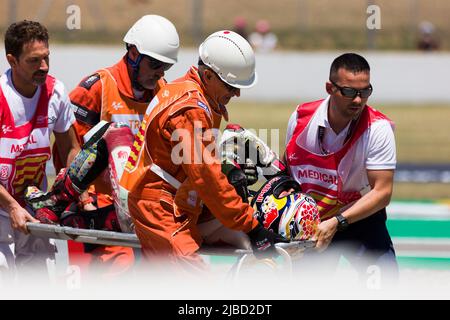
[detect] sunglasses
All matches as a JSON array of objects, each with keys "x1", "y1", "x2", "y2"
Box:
[
  {"x1": 144, "y1": 55, "x2": 173, "y2": 71},
  {"x1": 330, "y1": 80, "x2": 373, "y2": 99},
  {"x1": 213, "y1": 71, "x2": 239, "y2": 92}
]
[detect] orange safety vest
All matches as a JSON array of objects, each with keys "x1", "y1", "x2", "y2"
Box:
[
  {"x1": 82, "y1": 68, "x2": 165, "y2": 197},
  {"x1": 120, "y1": 73, "x2": 222, "y2": 220},
  {"x1": 97, "y1": 68, "x2": 165, "y2": 135}
]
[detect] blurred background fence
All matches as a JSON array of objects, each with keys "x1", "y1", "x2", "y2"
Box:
[{"x1": 0, "y1": 0, "x2": 449, "y2": 50}]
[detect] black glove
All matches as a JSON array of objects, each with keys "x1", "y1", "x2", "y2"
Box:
[
  {"x1": 243, "y1": 160, "x2": 258, "y2": 186},
  {"x1": 226, "y1": 167, "x2": 250, "y2": 203},
  {"x1": 247, "y1": 223, "x2": 289, "y2": 259}
]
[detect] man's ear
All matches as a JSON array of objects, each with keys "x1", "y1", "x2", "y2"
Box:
[
  {"x1": 201, "y1": 68, "x2": 214, "y2": 86},
  {"x1": 326, "y1": 81, "x2": 333, "y2": 95},
  {"x1": 204, "y1": 69, "x2": 214, "y2": 81},
  {"x1": 127, "y1": 46, "x2": 139, "y2": 62},
  {"x1": 6, "y1": 54, "x2": 17, "y2": 68}
]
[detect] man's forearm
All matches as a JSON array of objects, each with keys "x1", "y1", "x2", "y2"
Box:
[
  {"x1": 0, "y1": 184, "x2": 20, "y2": 214},
  {"x1": 54, "y1": 126, "x2": 81, "y2": 168},
  {"x1": 341, "y1": 188, "x2": 391, "y2": 224}
]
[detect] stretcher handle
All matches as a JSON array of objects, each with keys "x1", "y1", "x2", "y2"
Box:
[{"x1": 26, "y1": 223, "x2": 316, "y2": 254}]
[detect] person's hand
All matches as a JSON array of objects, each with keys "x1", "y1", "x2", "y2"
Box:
[
  {"x1": 247, "y1": 223, "x2": 289, "y2": 259},
  {"x1": 277, "y1": 188, "x2": 296, "y2": 198},
  {"x1": 9, "y1": 205, "x2": 39, "y2": 234},
  {"x1": 82, "y1": 202, "x2": 97, "y2": 211},
  {"x1": 243, "y1": 159, "x2": 258, "y2": 186},
  {"x1": 313, "y1": 218, "x2": 338, "y2": 252},
  {"x1": 225, "y1": 167, "x2": 250, "y2": 203},
  {"x1": 78, "y1": 191, "x2": 97, "y2": 211}
]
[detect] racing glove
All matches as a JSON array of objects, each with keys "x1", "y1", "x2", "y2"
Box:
[
  {"x1": 242, "y1": 159, "x2": 258, "y2": 186},
  {"x1": 247, "y1": 223, "x2": 289, "y2": 259},
  {"x1": 226, "y1": 167, "x2": 250, "y2": 203}
]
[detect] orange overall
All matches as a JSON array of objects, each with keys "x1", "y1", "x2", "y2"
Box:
[
  {"x1": 56, "y1": 56, "x2": 165, "y2": 275},
  {"x1": 121, "y1": 67, "x2": 258, "y2": 272}
]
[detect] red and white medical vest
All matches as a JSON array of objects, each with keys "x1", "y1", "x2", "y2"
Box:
[
  {"x1": 0, "y1": 76, "x2": 55, "y2": 202},
  {"x1": 286, "y1": 99, "x2": 391, "y2": 220}
]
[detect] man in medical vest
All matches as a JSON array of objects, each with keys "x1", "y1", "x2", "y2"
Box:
[
  {"x1": 0, "y1": 20, "x2": 79, "y2": 279},
  {"x1": 285, "y1": 53, "x2": 398, "y2": 282}
]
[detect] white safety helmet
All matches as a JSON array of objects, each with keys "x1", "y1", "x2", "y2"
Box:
[
  {"x1": 199, "y1": 30, "x2": 257, "y2": 89},
  {"x1": 123, "y1": 15, "x2": 179, "y2": 64}
]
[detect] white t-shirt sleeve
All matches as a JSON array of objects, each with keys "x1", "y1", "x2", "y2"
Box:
[
  {"x1": 51, "y1": 80, "x2": 76, "y2": 133},
  {"x1": 285, "y1": 109, "x2": 298, "y2": 146},
  {"x1": 365, "y1": 120, "x2": 396, "y2": 170}
]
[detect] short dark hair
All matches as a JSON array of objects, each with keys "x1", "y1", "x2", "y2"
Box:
[
  {"x1": 329, "y1": 53, "x2": 370, "y2": 81},
  {"x1": 198, "y1": 57, "x2": 206, "y2": 67},
  {"x1": 197, "y1": 57, "x2": 211, "y2": 73},
  {"x1": 4, "y1": 20, "x2": 49, "y2": 58}
]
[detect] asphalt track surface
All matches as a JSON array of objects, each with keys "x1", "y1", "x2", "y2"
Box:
[{"x1": 395, "y1": 163, "x2": 450, "y2": 183}]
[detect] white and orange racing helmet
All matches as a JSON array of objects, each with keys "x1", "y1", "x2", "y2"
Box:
[{"x1": 251, "y1": 176, "x2": 320, "y2": 241}]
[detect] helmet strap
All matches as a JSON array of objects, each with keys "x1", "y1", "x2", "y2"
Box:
[{"x1": 126, "y1": 50, "x2": 145, "y2": 92}]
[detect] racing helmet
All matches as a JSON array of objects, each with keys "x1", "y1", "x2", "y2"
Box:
[
  {"x1": 277, "y1": 192, "x2": 320, "y2": 241},
  {"x1": 252, "y1": 176, "x2": 320, "y2": 241}
]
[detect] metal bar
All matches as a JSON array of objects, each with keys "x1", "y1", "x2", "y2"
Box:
[
  {"x1": 191, "y1": 0, "x2": 203, "y2": 45},
  {"x1": 26, "y1": 223, "x2": 141, "y2": 248},
  {"x1": 366, "y1": 0, "x2": 376, "y2": 50},
  {"x1": 8, "y1": 0, "x2": 17, "y2": 25},
  {"x1": 26, "y1": 223, "x2": 315, "y2": 255}
]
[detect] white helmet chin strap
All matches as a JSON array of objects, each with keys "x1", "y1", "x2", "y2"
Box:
[{"x1": 125, "y1": 45, "x2": 145, "y2": 91}]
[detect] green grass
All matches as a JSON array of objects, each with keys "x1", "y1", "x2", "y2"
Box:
[
  {"x1": 387, "y1": 220, "x2": 450, "y2": 238},
  {"x1": 393, "y1": 183, "x2": 450, "y2": 202},
  {"x1": 225, "y1": 102, "x2": 450, "y2": 163},
  {"x1": 224, "y1": 102, "x2": 450, "y2": 200},
  {"x1": 397, "y1": 257, "x2": 450, "y2": 270},
  {"x1": 48, "y1": 102, "x2": 450, "y2": 200}
]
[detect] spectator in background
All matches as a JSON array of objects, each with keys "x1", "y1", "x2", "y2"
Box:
[
  {"x1": 417, "y1": 21, "x2": 439, "y2": 51},
  {"x1": 233, "y1": 16, "x2": 248, "y2": 41},
  {"x1": 249, "y1": 19, "x2": 278, "y2": 53}
]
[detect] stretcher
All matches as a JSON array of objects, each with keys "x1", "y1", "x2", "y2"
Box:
[
  {"x1": 26, "y1": 222, "x2": 316, "y2": 279},
  {"x1": 26, "y1": 222, "x2": 141, "y2": 248}
]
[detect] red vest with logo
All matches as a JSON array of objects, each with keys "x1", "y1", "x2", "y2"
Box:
[
  {"x1": 0, "y1": 76, "x2": 55, "y2": 203},
  {"x1": 285, "y1": 99, "x2": 392, "y2": 220}
]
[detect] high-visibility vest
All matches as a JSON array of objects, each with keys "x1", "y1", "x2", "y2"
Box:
[
  {"x1": 285, "y1": 99, "x2": 392, "y2": 220},
  {"x1": 120, "y1": 75, "x2": 221, "y2": 218},
  {"x1": 0, "y1": 76, "x2": 55, "y2": 203},
  {"x1": 97, "y1": 68, "x2": 164, "y2": 135}
]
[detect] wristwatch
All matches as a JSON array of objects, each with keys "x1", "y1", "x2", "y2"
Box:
[{"x1": 335, "y1": 214, "x2": 349, "y2": 231}]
